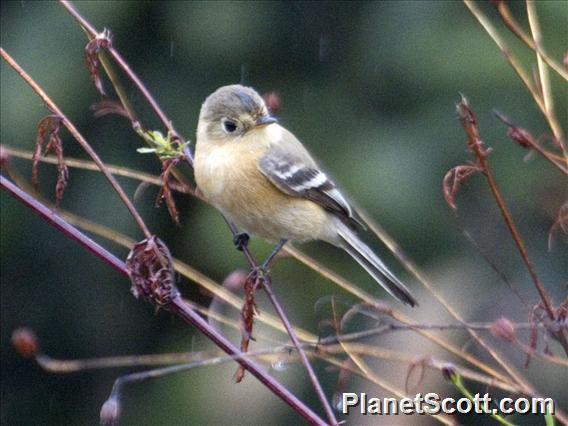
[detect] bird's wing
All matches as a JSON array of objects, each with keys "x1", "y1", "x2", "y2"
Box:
[{"x1": 258, "y1": 141, "x2": 361, "y2": 228}]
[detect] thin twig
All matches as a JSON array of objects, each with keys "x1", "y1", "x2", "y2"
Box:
[
  {"x1": 0, "y1": 48, "x2": 152, "y2": 239},
  {"x1": 328, "y1": 298, "x2": 456, "y2": 426}
]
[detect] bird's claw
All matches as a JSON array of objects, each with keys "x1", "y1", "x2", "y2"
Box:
[{"x1": 233, "y1": 232, "x2": 250, "y2": 251}]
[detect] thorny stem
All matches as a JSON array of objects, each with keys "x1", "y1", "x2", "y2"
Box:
[
  {"x1": 0, "y1": 48, "x2": 152, "y2": 239},
  {"x1": 0, "y1": 175, "x2": 326, "y2": 426},
  {"x1": 457, "y1": 97, "x2": 568, "y2": 356}
]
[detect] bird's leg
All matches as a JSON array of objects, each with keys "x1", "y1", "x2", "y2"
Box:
[
  {"x1": 233, "y1": 232, "x2": 250, "y2": 251},
  {"x1": 245, "y1": 239, "x2": 287, "y2": 291},
  {"x1": 261, "y1": 239, "x2": 288, "y2": 270}
]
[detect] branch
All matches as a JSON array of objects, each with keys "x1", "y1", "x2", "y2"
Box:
[{"x1": 0, "y1": 175, "x2": 327, "y2": 426}]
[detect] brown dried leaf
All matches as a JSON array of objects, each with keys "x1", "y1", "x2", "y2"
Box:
[
  {"x1": 32, "y1": 115, "x2": 68, "y2": 207},
  {"x1": 85, "y1": 29, "x2": 112, "y2": 96},
  {"x1": 494, "y1": 111, "x2": 536, "y2": 149},
  {"x1": 235, "y1": 269, "x2": 263, "y2": 383},
  {"x1": 442, "y1": 164, "x2": 481, "y2": 211},
  {"x1": 456, "y1": 96, "x2": 492, "y2": 158},
  {"x1": 126, "y1": 236, "x2": 179, "y2": 308},
  {"x1": 155, "y1": 158, "x2": 181, "y2": 226}
]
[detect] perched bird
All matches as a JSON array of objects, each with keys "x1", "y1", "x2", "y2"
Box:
[{"x1": 194, "y1": 85, "x2": 417, "y2": 306}]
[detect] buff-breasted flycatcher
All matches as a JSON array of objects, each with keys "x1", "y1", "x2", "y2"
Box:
[{"x1": 194, "y1": 85, "x2": 417, "y2": 306}]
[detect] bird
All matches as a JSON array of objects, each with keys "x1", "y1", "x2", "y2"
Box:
[{"x1": 194, "y1": 84, "x2": 417, "y2": 307}]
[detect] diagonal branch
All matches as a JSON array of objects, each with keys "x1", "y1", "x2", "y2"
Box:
[{"x1": 0, "y1": 174, "x2": 327, "y2": 426}]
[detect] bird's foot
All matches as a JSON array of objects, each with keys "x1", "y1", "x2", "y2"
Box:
[{"x1": 233, "y1": 232, "x2": 250, "y2": 252}]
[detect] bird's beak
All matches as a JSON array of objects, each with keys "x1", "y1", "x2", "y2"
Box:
[{"x1": 256, "y1": 115, "x2": 278, "y2": 127}]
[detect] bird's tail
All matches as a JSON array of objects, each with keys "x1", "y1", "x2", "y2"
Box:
[{"x1": 335, "y1": 223, "x2": 417, "y2": 307}]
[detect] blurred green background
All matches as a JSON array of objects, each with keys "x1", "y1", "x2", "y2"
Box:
[{"x1": 1, "y1": 1, "x2": 566, "y2": 425}]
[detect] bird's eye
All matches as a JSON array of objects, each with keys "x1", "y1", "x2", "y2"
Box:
[{"x1": 222, "y1": 119, "x2": 238, "y2": 134}]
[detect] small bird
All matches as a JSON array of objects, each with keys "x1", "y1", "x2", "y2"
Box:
[{"x1": 194, "y1": 85, "x2": 417, "y2": 306}]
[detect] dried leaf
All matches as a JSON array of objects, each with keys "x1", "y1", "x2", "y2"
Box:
[
  {"x1": 235, "y1": 269, "x2": 263, "y2": 382},
  {"x1": 494, "y1": 111, "x2": 536, "y2": 149},
  {"x1": 442, "y1": 164, "x2": 481, "y2": 211},
  {"x1": 85, "y1": 29, "x2": 112, "y2": 96},
  {"x1": 32, "y1": 115, "x2": 68, "y2": 207},
  {"x1": 155, "y1": 158, "x2": 181, "y2": 226},
  {"x1": 126, "y1": 236, "x2": 179, "y2": 308},
  {"x1": 456, "y1": 96, "x2": 492, "y2": 158}
]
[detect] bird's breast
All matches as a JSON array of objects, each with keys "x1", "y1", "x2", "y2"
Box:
[{"x1": 194, "y1": 138, "x2": 330, "y2": 242}]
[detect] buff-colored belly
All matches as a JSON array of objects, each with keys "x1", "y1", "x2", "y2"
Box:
[{"x1": 195, "y1": 141, "x2": 329, "y2": 242}]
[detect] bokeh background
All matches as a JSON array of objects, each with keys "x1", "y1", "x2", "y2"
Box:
[{"x1": 1, "y1": 1, "x2": 566, "y2": 425}]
